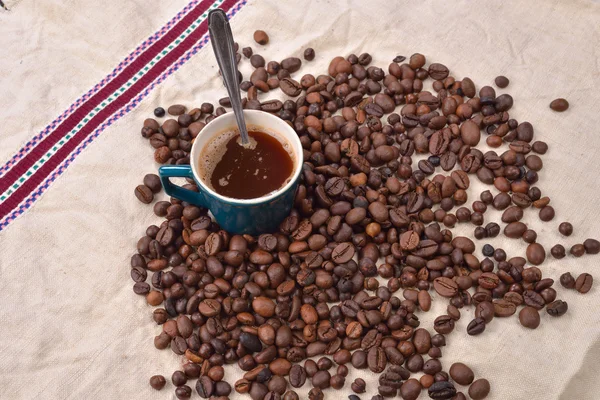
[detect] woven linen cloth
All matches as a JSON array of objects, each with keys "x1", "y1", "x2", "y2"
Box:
[{"x1": 1, "y1": 0, "x2": 599, "y2": 399}]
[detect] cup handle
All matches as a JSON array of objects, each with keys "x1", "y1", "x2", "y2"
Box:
[{"x1": 158, "y1": 165, "x2": 207, "y2": 207}]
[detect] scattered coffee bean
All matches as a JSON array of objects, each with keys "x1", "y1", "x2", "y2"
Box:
[
  {"x1": 519, "y1": 306, "x2": 540, "y2": 329},
  {"x1": 150, "y1": 375, "x2": 166, "y2": 390},
  {"x1": 378, "y1": 384, "x2": 396, "y2": 397},
  {"x1": 351, "y1": 378, "x2": 366, "y2": 393},
  {"x1": 428, "y1": 381, "x2": 457, "y2": 399},
  {"x1": 549, "y1": 98, "x2": 569, "y2": 112},
  {"x1": 526, "y1": 243, "x2": 545, "y2": 265},
  {"x1": 467, "y1": 318, "x2": 486, "y2": 336},
  {"x1": 570, "y1": 244, "x2": 585, "y2": 257},
  {"x1": 468, "y1": 379, "x2": 490, "y2": 400},
  {"x1": 551, "y1": 244, "x2": 566, "y2": 259},
  {"x1": 584, "y1": 238, "x2": 600, "y2": 254},
  {"x1": 250, "y1": 54, "x2": 266, "y2": 68},
  {"x1": 172, "y1": 370, "x2": 187, "y2": 386},
  {"x1": 154, "y1": 107, "x2": 165, "y2": 118},
  {"x1": 135, "y1": 185, "x2": 154, "y2": 204},
  {"x1": 143, "y1": 174, "x2": 162, "y2": 193},
  {"x1": 175, "y1": 384, "x2": 192, "y2": 399},
  {"x1": 494, "y1": 76, "x2": 509, "y2": 88},
  {"x1": 482, "y1": 244, "x2": 494, "y2": 257},
  {"x1": 242, "y1": 47, "x2": 253, "y2": 58},
  {"x1": 546, "y1": 300, "x2": 568, "y2": 317},
  {"x1": 539, "y1": 206, "x2": 555, "y2": 221},
  {"x1": 308, "y1": 387, "x2": 324, "y2": 400},
  {"x1": 254, "y1": 30, "x2": 269, "y2": 45},
  {"x1": 167, "y1": 104, "x2": 186, "y2": 116},
  {"x1": 304, "y1": 48, "x2": 315, "y2": 61},
  {"x1": 558, "y1": 222, "x2": 573, "y2": 236},
  {"x1": 560, "y1": 272, "x2": 576, "y2": 289},
  {"x1": 400, "y1": 379, "x2": 422, "y2": 400},
  {"x1": 449, "y1": 363, "x2": 474, "y2": 386},
  {"x1": 575, "y1": 273, "x2": 593, "y2": 294}
]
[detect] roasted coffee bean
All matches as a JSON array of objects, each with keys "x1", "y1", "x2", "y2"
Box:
[
  {"x1": 449, "y1": 363, "x2": 474, "y2": 385},
  {"x1": 460, "y1": 120, "x2": 480, "y2": 146},
  {"x1": 168, "y1": 104, "x2": 186, "y2": 116},
  {"x1": 523, "y1": 290, "x2": 545, "y2": 309},
  {"x1": 468, "y1": 379, "x2": 490, "y2": 400},
  {"x1": 584, "y1": 238, "x2": 600, "y2": 254},
  {"x1": 547, "y1": 300, "x2": 568, "y2": 317},
  {"x1": 289, "y1": 365, "x2": 306, "y2": 388},
  {"x1": 466, "y1": 318, "x2": 486, "y2": 336},
  {"x1": 196, "y1": 376, "x2": 215, "y2": 398},
  {"x1": 308, "y1": 387, "x2": 324, "y2": 400},
  {"x1": 281, "y1": 57, "x2": 302, "y2": 73},
  {"x1": 172, "y1": 370, "x2": 187, "y2": 386},
  {"x1": 475, "y1": 301, "x2": 494, "y2": 322},
  {"x1": 492, "y1": 300, "x2": 516, "y2": 317},
  {"x1": 413, "y1": 328, "x2": 432, "y2": 354},
  {"x1": 304, "y1": 48, "x2": 315, "y2": 61},
  {"x1": 351, "y1": 350, "x2": 368, "y2": 369},
  {"x1": 558, "y1": 222, "x2": 573, "y2": 236},
  {"x1": 240, "y1": 332, "x2": 263, "y2": 353},
  {"x1": 367, "y1": 346, "x2": 387, "y2": 373},
  {"x1": 551, "y1": 244, "x2": 566, "y2": 259},
  {"x1": 249, "y1": 382, "x2": 269, "y2": 400},
  {"x1": 560, "y1": 272, "x2": 576, "y2": 289},
  {"x1": 570, "y1": 244, "x2": 585, "y2": 257},
  {"x1": 135, "y1": 185, "x2": 154, "y2": 204},
  {"x1": 332, "y1": 242, "x2": 355, "y2": 264},
  {"x1": 150, "y1": 375, "x2": 166, "y2": 390},
  {"x1": 525, "y1": 243, "x2": 545, "y2": 265},
  {"x1": 242, "y1": 47, "x2": 253, "y2": 58},
  {"x1": 522, "y1": 229, "x2": 537, "y2": 243},
  {"x1": 280, "y1": 78, "x2": 302, "y2": 97},
  {"x1": 351, "y1": 378, "x2": 366, "y2": 393},
  {"x1": 504, "y1": 222, "x2": 527, "y2": 239},
  {"x1": 539, "y1": 206, "x2": 555, "y2": 221},
  {"x1": 183, "y1": 363, "x2": 201, "y2": 378},
  {"x1": 478, "y1": 273, "x2": 499, "y2": 289},
  {"x1": 235, "y1": 378, "x2": 251, "y2": 394},
  {"x1": 400, "y1": 230, "x2": 420, "y2": 251},
  {"x1": 311, "y1": 370, "x2": 331, "y2": 389},
  {"x1": 378, "y1": 385, "x2": 396, "y2": 397},
  {"x1": 494, "y1": 76, "x2": 509, "y2": 88},
  {"x1": 433, "y1": 315, "x2": 455, "y2": 334},
  {"x1": 519, "y1": 306, "x2": 540, "y2": 329},
  {"x1": 428, "y1": 381, "x2": 457, "y2": 399},
  {"x1": 433, "y1": 277, "x2": 458, "y2": 298},
  {"x1": 575, "y1": 273, "x2": 593, "y2": 294},
  {"x1": 254, "y1": 30, "x2": 269, "y2": 45},
  {"x1": 400, "y1": 379, "x2": 422, "y2": 400},
  {"x1": 428, "y1": 63, "x2": 449, "y2": 80},
  {"x1": 154, "y1": 107, "x2": 166, "y2": 118},
  {"x1": 549, "y1": 98, "x2": 569, "y2": 112},
  {"x1": 175, "y1": 385, "x2": 192, "y2": 399},
  {"x1": 144, "y1": 174, "x2": 162, "y2": 193}
]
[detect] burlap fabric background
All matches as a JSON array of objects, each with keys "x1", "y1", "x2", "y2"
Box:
[{"x1": 1, "y1": 0, "x2": 599, "y2": 399}]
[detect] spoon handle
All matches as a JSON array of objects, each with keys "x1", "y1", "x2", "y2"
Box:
[{"x1": 208, "y1": 9, "x2": 249, "y2": 145}]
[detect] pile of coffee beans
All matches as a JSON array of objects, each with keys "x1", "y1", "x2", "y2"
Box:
[{"x1": 131, "y1": 32, "x2": 596, "y2": 400}]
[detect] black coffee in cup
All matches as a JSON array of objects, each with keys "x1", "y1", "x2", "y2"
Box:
[{"x1": 198, "y1": 130, "x2": 294, "y2": 199}]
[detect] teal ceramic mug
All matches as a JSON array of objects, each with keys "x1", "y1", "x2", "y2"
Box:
[{"x1": 159, "y1": 110, "x2": 303, "y2": 235}]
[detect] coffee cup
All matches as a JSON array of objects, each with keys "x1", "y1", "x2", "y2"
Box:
[{"x1": 159, "y1": 110, "x2": 302, "y2": 235}]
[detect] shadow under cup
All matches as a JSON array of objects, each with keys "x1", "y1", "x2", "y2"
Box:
[{"x1": 159, "y1": 110, "x2": 303, "y2": 235}]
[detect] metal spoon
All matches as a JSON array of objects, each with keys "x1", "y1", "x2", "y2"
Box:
[{"x1": 208, "y1": 9, "x2": 249, "y2": 146}]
